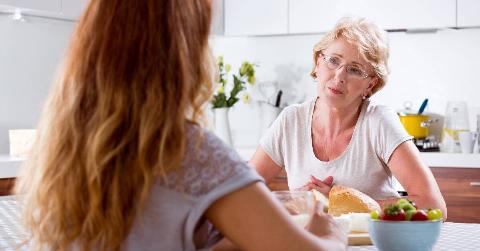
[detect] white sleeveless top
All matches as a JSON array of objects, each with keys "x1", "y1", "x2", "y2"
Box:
[{"x1": 260, "y1": 98, "x2": 412, "y2": 200}]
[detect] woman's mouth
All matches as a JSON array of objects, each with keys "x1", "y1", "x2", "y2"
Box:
[{"x1": 328, "y1": 87, "x2": 344, "y2": 95}]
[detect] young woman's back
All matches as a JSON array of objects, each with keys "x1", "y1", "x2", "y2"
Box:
[{"x1": 124, "y1": 124, "x2": 261, "y2": 250}]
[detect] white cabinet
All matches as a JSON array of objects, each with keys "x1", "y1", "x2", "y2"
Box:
[
  {"x1": 0, "y1": 0, "x2": 87, "y2": 21},
  {"x1": 457, "y1": 0, "x2": 480, "y2": 27},
  {"x1": 0, "y1": 0, "x2": 60, "y2": 13},
  {"x1": 213, "y1": 0, "x2": 288, "y2": 36},
  {"x1": 61, "y1": 0, "x2": 88, "y2": 20},
  {"x1": 289, "y1": 0, "x2": 456, "y2": 34}
]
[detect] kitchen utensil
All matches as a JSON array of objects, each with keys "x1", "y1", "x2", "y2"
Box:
[
  {"x1": 418, "y1": 98, "x2": 429, "y2": 115},
  {"x1": 274, "y1": 90, "x2": 283, "y2": 107},
  {"x1": 442, "y1": 101, "x2": 470, "y2": 153},
  {"x1": 398, "y1": 114, "x2": 430, "y2": 138}
]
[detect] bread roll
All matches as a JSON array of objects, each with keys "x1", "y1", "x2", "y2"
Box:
[{"x1": 328, "y1": 185, "x2": 380, "y2": 216}]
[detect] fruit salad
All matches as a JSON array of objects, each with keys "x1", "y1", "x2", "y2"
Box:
[{"x1": 370, "y1": 198, "x2": 443, "y2": 221}]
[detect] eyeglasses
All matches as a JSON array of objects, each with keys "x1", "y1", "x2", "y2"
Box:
[{"x1": 320, "y1": 53, "x2": 372, "y2": 80}]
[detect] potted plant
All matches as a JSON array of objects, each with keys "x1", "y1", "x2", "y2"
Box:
[{"x1": 212, "y1": 56, "x2": 256, "y2": 145}]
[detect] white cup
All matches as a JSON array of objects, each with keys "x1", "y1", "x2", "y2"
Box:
[{"x1": 458, "y1": 131, "x2": 478, "y2": 154}]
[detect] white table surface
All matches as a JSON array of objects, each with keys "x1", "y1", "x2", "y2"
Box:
[{"x1": 0, "y1": 196, "x2": 479, "y2": 251}]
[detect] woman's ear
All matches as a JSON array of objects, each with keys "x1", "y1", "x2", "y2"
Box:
[
  {"x1": 364, "y1": 77, "x2": 378, "y2": 98},
  {"x1": 367, "y1": 77, "x2": 378, "y2": 91}
]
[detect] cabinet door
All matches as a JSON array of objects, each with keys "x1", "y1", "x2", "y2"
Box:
[
  {"x1": 431, "y1": 167, "x2": 480, "y2": 223},
  {"x1": 289, "y1": 0, "x2": 456, "y2": 34},
  {"x1": 457, "y1": 0, "x2": 480, "y2": 27},
  {"x1": 61, "y1": 0, "x2": 88, "y2": 20},
  {"x1": 0, "y1": 178, "x2": 15, "y2": 196},
  {"x1": 224, "y1": 0, "x2": 288, "y2": 36},
  {"x1": 0, "y1": 0, "x2": 61, "y2": 13}
]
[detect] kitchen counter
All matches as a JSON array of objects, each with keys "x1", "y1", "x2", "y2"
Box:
[
  {"x1": 2, "y1": 150, "x2": 480, "y2": 179},
  {"x1": 236, "y1": 147, "x2": 480, "y2": 168},
  {"x1": 0, "y1": 155, "x2": 23, "y2": 179}
]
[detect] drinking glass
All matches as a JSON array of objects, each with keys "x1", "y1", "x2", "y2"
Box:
[
  {"x1": 442, "y1": 101, "x2": 469, "y2": 153},
  {"x1": 272, "y1": 191, "x2": 315, "y2": 227}
]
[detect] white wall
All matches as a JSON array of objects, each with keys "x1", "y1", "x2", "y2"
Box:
[
  {"x1": 1, "y1": 14, "x2": 479, "y2": 152},
  {"x1": 0, "y1": 15, "x2": 74, "y2": 153},
  {"x1": 210, "y1": 28, "x2": 480, "y2": 147}
]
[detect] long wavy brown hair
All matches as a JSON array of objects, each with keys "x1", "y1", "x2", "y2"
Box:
[{"x1": 14, "y1": 0, "x2": 213, "y2": 250}]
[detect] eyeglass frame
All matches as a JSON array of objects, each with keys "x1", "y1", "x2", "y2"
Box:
[{"x1": 318, "y1": 52, "x2": 374, "y2": 80}]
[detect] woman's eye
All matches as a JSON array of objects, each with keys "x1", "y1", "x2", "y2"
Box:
[
  {"x1": 328, "y1": 57, "x2": 340, "y2": 66},
  {"x1": 348, "y1": 66, "x2": 363, "y2": 76}
]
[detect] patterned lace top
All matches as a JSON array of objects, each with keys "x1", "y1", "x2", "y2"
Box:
[{"x1": 123, "y1": 123, "x2": 263, "y2": 251}]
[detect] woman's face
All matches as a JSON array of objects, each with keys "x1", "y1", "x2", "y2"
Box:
[{"x1": 314, "y1": 37, "x2": 377, "y2": 109}]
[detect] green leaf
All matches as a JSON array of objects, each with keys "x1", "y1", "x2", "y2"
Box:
[
  {"x1": 227, "y1": 97, "x2": 239, "y2": 107},
  {"x1": 212, "y1": 93, "x2": 228, "y2": 108}
]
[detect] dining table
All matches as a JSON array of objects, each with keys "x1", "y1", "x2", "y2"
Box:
[{"x1": 1, "y1": 195, "x2": 479, "y2": 251}]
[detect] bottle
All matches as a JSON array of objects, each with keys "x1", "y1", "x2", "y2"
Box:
[
  {"x1": 473, "y1": 114, "x2": 480, "y2": 154},
  {"x1": 441, "y1": 101, "x2": 470, "y2": 153}
]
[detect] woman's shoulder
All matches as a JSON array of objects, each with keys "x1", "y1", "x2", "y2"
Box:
[
  {"x1": 280, "y1": 99, "x2": 314, "y2": 120},
  {"x1": 364, "y1": 102, "x2": 398, "y2": 121}
]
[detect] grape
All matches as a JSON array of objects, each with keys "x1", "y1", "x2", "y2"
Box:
[
  {"x1": 427, "y1": 209, "x2": 443, "y2": 220},
  {"x1": 371, "y1": 210, "x2": 380, "y2": 220},
  {"x1": 405, "y1": 210, "x2": 416, "y2": 221},
  {"x1": 396, "y1": 198, "x2": 410, "y2": 205}
]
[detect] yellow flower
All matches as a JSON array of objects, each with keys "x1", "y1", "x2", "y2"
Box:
[
  {"x1": 247, "y1": 75, "x2": 256, "y2": 85},
  {"x1": 242, "y1": 93, "x2": 250, "y2": 104},
  {"x1": 217, "y1": 56, "x2": 224, "y2": 65},
  {"x1": 225, "y1": 64, "x2": 231, "y2": 73},
  {"x1": 217, "y1": 85, "x2": 224, "y2": 94}
]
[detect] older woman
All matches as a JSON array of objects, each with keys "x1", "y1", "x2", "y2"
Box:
[{"x1": 250, "y1": 17, "x2": 447, "y2": 218}]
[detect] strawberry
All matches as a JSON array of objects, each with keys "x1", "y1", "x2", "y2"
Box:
[
  {"x1": 381, "y1": 204, "x2": 406, "y2": 221},
  {"x1": 411, "y1": 210, "x2": 429, "y2": 221}
]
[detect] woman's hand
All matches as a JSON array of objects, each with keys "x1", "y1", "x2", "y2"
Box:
[
  {"x1": 306, "y1": 202, "x2": 348, "y2": 248},
  {"x1": 295, "y1": 175, "x2": 334, "y2": 197}
]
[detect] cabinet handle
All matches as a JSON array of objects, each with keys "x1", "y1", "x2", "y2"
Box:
[{"x1": 471, "y1": 182, "x2": 480, "y2": 186}]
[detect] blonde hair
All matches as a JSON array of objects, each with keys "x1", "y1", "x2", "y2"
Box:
[
  {"x1": 310, "y1": 17, "x2": 390, "y2": 97},
  {"x1": 15, "y1": 0, "x2": 214, "y2": 251}
]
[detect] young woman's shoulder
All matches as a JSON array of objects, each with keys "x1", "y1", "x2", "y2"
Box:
[{"x1": 165, "y1": 123, "x2": 258, "y2": 197}]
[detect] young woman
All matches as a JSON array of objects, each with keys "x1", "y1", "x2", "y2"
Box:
[{"x1": 15, "y1": 1, "x2": 346, "y2": 250}]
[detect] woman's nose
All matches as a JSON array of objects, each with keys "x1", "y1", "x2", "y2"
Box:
[{"x1": 334, "y1": 65, "x2": 348, "y2": 81}]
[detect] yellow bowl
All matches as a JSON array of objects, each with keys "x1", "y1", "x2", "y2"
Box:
[{"x1": 399, "y1": 115, "x2": 429, "y2": 138}]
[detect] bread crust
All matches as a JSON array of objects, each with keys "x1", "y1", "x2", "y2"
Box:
[{"x1": 328, "y1": 185, "x2": 381, "y2": 216}]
